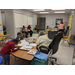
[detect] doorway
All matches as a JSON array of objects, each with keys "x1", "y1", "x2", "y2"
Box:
[
  {"x1": 40, "y1": 18, "x2": 46, "y2": 31},
  {"x1": 37, "y1": 17, "x2": 46, "y2": 31}
]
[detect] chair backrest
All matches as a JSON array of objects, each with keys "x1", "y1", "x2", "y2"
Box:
[
  {"x1": 64, "y1": 26, "x2": 69, "y2": 36},
  {"x1": 48, "y1": 32, "x2": 63, "y2": 54}
]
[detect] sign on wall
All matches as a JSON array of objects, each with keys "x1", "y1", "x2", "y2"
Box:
[{"x1": 0, "y1": 24, "x2": 2, "y2": 31}]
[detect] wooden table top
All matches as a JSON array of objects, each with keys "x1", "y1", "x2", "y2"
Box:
[{"x1": 11, "y1": 39, "x2": 37, "y2": 61}]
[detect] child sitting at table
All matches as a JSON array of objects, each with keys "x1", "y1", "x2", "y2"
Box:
[
  {"x1": 0, "y1": 39, "x2": 19, "y2": 65},
  {"x1": 16, "y1": 32, "x2": 23, "y2": 41}
]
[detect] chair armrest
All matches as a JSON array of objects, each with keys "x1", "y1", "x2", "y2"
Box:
[{"x1": 39, "y1": 46, "x2": 49, "y2": 54}]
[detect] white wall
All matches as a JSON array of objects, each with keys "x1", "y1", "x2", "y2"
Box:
[
  {"x1": 2, "y1": 9, "x2": 15, "y2": 38},
  {"x1": 0, "y1": 9, "x2": 3, "y2": 33},
  {"x1": 13, "y1": 9, "x2": 38, "y2": 38},
  {"x1": 39, "y1": 14, "x2": 69, "y2": 28},
  {"x1": 1, "y1": 13, "x2": 5, "y2": 26}
]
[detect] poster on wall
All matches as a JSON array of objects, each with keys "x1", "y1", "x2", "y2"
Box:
[
  {"x1": 52, "y1": 22, "x2": 54, "y2": 25},
  {"x1": 56, "y1": 19, "x2": 63, "y2": 25},
  {"x1": 0, "y1": 24, "x2": 2, "y2": 31},
  {"x1": 64, "y1": 22, "x2": 68, "y2": 26}
]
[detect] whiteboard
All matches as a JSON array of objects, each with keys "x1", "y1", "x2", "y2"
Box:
[
  {"x1": 28, "y1": 17, "x2": 33, "y2": 25},
  {"x1": 14, "y1": 13, "x2": 27, "y2": 28}
]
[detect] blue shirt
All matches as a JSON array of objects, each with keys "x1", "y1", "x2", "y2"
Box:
[{"x1": 16, "y1": 37, "x2": 22, "y2": 40}]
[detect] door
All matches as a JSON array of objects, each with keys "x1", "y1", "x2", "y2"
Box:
[
  {"x1": 40, "y1": 18, "x2": 46, "y2": 31},
  {"x1": 37, "y1": 17, "x2": 40, "y2": 31}
]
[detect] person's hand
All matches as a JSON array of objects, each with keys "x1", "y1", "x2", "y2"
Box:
[{"x1": 16, "y1": 46, "x2": 20, "y2": 50}]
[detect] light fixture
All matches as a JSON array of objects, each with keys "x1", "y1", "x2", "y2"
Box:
[
  {"x1": 52, "y1": 9, "x2": 65, "y2": 10},
  {"x1": 54, "y1": 11, "x2": 65, "y2": 13},
  {"x1": 33, "y1": 9, "x2": 45, "y2": 11},
  {"x1": 39, "y1": 12, "x2": 49, "y2": 14}
]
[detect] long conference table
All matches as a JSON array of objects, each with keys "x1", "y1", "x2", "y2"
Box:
[{"x1": 11, "y1": 39, "x2": 37, "y2": 64}]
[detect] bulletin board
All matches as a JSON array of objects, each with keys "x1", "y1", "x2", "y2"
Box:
[
  {"x1": 14, "y1": 13, "x2": 27, "y2": 28},
  {"x1": 55, "y1": 19, "x2": 63, "y2": 25}
]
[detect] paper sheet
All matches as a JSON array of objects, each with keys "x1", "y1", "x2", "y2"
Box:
[
  {"x1": 29, "y1": 44, "x2": 36, "y2": 46},
  {"x1": 20, "y1": 46, "x2": 33, "y2": 50},
  {"x1": 18, "y1": 40, "x2": 29, "y2": 46}
]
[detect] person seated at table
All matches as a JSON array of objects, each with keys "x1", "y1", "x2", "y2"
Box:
[
  {"x1": 0, "y1": 39, "x2": 19, "y2": 65},
  {"x1": 46, "y1": 26, "x2": 49, "y2": 29},
  {"x1": 36, "y1": 31, "x2": 51, "y2": 52},
  {"x1": 34, "y1": 25, "x2": 39, "y2": 33},
  {"x1": 3, "y1": 25, "x2": 6, "y2": 35},
  {"x1": 16, "y1": 32, "x2": 23, "y2": 41},
  {"x1": 54, "y1": 23, "x2": 58, "y2": 29},
  {"x1": 58, "y1": 22, "x2": 65, "y2": 32},
  {"x1": 27, "y1": 25, "x2": 33, "y2": 37},
  {"x1": 22, "y1": 25, "x2": 28, "y2": 38}
]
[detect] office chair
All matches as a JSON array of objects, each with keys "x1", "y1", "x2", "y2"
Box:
[
  {"x1": 63, "y1": 26, "x2": 69, "y2": 36},
  {"x1": 62, "y1": 35, "x2": 71, "y2": 46},
  {"x1": 39, "y1": 32, "x2": 63, "y2": 65}
]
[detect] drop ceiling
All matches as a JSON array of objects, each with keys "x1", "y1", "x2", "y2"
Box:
[{"x1": 25, "y1": 9, "x2": 72, "y2": 14}]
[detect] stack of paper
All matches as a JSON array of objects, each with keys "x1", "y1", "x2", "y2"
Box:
[
  {"x1": 20, "y1": 46, "x2": 33, "y2": 51},
  {"x1": 18, "y1": 40, "x2": 29, "y2": 46}
]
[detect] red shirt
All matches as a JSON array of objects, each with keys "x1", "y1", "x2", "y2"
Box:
[
  {"x1": 0, "y1": 41, "x2": 18, "y2": 55},
  {"x1": 27, "y1": 27, "x2": 31, "y2": 30}
]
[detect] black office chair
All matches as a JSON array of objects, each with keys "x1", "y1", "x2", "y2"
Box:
[
  {"x1": 39, "y1": 32, "x2": 63, "y2": 65},
  {"x1": 63, "y1": 26, "x2": 69, "y2": 36}
]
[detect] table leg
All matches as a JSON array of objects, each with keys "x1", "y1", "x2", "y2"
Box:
[{"x1": 28, "y1": 61, "x2": 31, "y2": 65}]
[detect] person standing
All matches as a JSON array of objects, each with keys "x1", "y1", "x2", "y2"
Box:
[
  {"x1": 0, "y1": 39, "x2": 19, "y2": 65},
  {"x1": 58, "y1": 22, "x2": 65, "y2": 32}
]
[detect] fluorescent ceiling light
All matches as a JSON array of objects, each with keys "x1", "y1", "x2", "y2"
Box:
[
  {"x1": 39, "y1": 12, "x2": 49, "y2": 14},
  {"x1": 33, "y1": 9, "x2": 45, "y2": 11},
  {"x1": 52, "y1": 9, "x2": 65, "y2": 10},
  {"x1": 54, "y1": 11, "x2": 65, "y2": 13}
]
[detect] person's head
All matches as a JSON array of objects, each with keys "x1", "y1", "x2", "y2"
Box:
[
  {"x1": 61, "y1": 22, "x2": 63, "y2": 24},
  {"x1": 23, "y1": 26, "x2": 25, "y2": 28},
  {"x1": 13, "y1": 39, "x2": 18, "y2": 45},
  {"x1": 17, "y1": 32, "x2": 21, "y2": 38},
  {"x1": 28, "y1": 25, "x2": 31, "y2": 27},
  {"x1": 38, "y1": 31, "x2": 45, "y2": 37}
]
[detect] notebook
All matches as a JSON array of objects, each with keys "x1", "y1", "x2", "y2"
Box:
[{"x1": 27, "y1": 49, "x2": 38, "y2": 55}]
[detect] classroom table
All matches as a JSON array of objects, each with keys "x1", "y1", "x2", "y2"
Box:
[
  {"x1": 0, "y1": 34, "x2": 11, "y2": 44},
  {"x1": 0, "y1": 34, "x2": 11, "y2": 37},
  {"x1": 11, "y1": 39, "x2": 37, "y2": 65}
]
